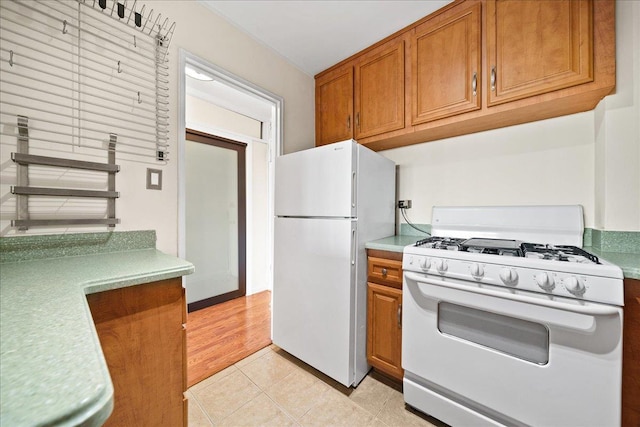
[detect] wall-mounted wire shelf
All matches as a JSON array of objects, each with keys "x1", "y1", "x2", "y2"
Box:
[{"x1": 9, "y1": 116, "x2": 120, "y2": 230}]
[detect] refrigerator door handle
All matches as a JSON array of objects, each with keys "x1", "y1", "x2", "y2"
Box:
[
  {"x1": 351, "y1": 228, "x2": 356, "y2": 265},
  {"x1": 351, "y1": 171, "x2": 356, "y2": 209}
]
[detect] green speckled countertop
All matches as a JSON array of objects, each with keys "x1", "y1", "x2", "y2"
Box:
[
  {"x1": 0, "y1": 231, "x2": 194, "y2": 426},
  {"x1": 365, "y1": 235, "x2": 423, "y2": 252},
  {"x1": 366, "y1": 234, "x2": 640, "y2": 280}
]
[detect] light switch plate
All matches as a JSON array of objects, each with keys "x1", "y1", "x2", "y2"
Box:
[{"x1": 146, "y1": 168, "x2": 162, "y2": 190}]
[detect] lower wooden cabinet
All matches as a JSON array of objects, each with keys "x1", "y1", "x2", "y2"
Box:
[
  {"x1": 86, "y1": 277, "x2": 187, "y2": 427},
  {"x1": 623, "y1": 278, "x2": 640, "y2": 427},
  {"x1": 367, "y1": 250, "x2": 404, "y2": 381},
  {"x1": 367, "y1": 282, "x2": 403, "y2": 380}
]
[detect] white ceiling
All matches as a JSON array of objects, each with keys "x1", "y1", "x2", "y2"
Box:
[{"x1": 199, "y1": 0, "x2": 452, "y2": 76}]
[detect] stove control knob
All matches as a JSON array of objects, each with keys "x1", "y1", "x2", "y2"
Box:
[
  {"x1": 419, "y1": 257, "x2": 430, "y2": 270},
  {"x1": 499, "y1": 268, "x2": 518, "y2": 286},
  {"x1": 535, "y1": 272, "x2": 555, "y2": 291},
  {"x1": 435, "y1": 259, "x2": 448, "y2": 274},
  {"x1": 470, "y1": 263, "x2": 484, "y2": 279},
  {"x1": 564, "y1": 276, "x2": 585, "y2": 295}
]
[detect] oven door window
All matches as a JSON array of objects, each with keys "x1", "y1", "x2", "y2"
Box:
[{"x1": 438, "y1": 302, "x2": 549, "y2": 364}]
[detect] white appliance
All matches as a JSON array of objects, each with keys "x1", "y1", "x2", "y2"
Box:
[
  {"x1": 402, "y1": 205, "x2": 624, "y2": 427},
  {"x1": 273, "y1": 139, "x2": 395, "y2": 387}
]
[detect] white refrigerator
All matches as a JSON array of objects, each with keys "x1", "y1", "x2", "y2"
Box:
[{"x1": 273, "y1": 139, "x2": 395, "y2": 387}]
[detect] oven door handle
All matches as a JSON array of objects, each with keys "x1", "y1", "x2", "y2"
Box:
[{"x1": 404, "y1": 272, "x2": 620, "y2": 316}]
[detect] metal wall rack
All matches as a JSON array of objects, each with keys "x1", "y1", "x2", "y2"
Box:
[
  {"x1": 10, "y1": 116, "x2": 120, "y2": 230},
  {"x1": 0, "y1": 0, "x2": 174, "y2": 231}
]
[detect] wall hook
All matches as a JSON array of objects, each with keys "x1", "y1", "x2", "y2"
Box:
[
  {"x1": 62, "y1": 20, "x2": 67, "y2": 34},
  {"x1": 9, "y1": 50, "x2": 14, "y2": 67},
  {"x1": 117, "y1": 60, "x2": 122, "y2": 73},
  {"x1": 135, "y1": 5, "x2": 145, "y2": 27},
  {"x1": 137, "y1": 91, "x2": 142, "y2": 104}
]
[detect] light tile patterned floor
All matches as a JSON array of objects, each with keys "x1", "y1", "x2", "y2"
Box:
[{"x1": 187, "y1": 345, "x2": 443, "y2": 427}]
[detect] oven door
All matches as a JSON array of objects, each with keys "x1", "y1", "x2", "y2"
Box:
[{"x1": 402, "y1": 271, "x2": 623, "y2": 427}]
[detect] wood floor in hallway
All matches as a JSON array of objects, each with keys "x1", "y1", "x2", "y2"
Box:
[{"x1": 186, "y1": 290, "x2": 272, "y2": 387}]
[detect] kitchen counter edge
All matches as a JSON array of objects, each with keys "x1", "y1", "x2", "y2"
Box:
[{"x1": 0, "y1": 249, "x2": 194, "y2": 427}]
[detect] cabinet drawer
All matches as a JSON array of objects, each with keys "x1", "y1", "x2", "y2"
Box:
[{"x1": 368, "y1": 256, "x2": 403, "y2": 288}]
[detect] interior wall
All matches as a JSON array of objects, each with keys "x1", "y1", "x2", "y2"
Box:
[
  {"x1": 186, "y1": 95, "x2": 262, "y2": 139},
  {"x1": 0, "y1": 1, "x2": 315, "y2": 255},
  {"x1": 251, "y1": 141, "x2": 270, "y2": 293},
  {"x1": 382, "y1": 0, "x2": 640, "y2": 232},
  {"x1": 594, "y1": 0, "x2": 640, "y2": 231},
  {"x1": 154, "y1": 0, "x2": 314, "y2": 254},
  {"x1": 383, "y1": 113, "x2": 596, "y2": 226}
]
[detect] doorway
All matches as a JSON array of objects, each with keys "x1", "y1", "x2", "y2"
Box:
[
  {"x1": 179, "y1": 51, "x2": 283, "y2": 380},
  {"x1": 185, "y1": 129, "x2": 247, "y2": 312},
  {"x1": 178, "y1": 50, "x2": 283, "y2": 299}
]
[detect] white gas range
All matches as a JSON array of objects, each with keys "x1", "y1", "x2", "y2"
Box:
[{"x1": 402, "y1": 205, "x2": 624, "y2": 427}]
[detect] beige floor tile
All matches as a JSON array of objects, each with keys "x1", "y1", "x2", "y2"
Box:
[
  {"x1": 238, "y1": 348, "x2": 299, "y2": 389},
  {"x1": 219, "y1": 392, "x2": 299, "y2": 427},
  {"x1": 264, "y1": 367, "x2": 331, "y2": 420},
  {"x1": 190, "y1": 364, "x2": 240, "y2": 394},
  {"x1": 376, "y1": 390, "x2": 439, "y2": 427},
  {"x1": 348, "y1": 374, "x2": 396, "y2": 417},
  {"x1": 191, "y1": 370, "x2": 261, "y2": 423},
  {"x1": 235, "y1": 345, "x2": 273, "y2": 368},
  {"x1": 186, "y1": 392, "x2": 214, "y2": 427},
  {"x1": 299, "y1": 387, "x2": 376, "y2": 427}
]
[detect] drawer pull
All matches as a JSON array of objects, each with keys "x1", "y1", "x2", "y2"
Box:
[{"x1": 381, "y1": 268, "x2": 388, "y2": 277}]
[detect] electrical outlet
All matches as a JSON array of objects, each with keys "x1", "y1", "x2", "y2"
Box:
[{"x1": 398, "y1": 200, "x2": 412, "y2": 209}]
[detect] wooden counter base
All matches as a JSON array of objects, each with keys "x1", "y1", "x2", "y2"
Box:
[{"x1": 87, "y1": 277, "x2": 187, "y2": 427}]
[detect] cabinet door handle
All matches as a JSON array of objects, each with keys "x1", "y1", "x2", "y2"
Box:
[
  {"x1": 381, "y1": 268, "x2": 388, "y2": 277},
  {"x1": 491, "y1": 66, "x2": 497, "y2": 92},
  {"x1": 397, "y1": 304, "x2": 402, "y2": 328},
  {"x1": 472, "y1": 72, "x2": 477, "y2": 97},
  {"x1": 356, "y1": 112, "x2": 360, "y2": 129},
  {"x1": 347, "y1": 115, "x2": 351, "y2": 130}
]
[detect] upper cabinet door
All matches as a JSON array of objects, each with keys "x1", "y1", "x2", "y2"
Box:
[
  {"x1": 316, "y1": 67, "x2": 354, "y2": 146},
  {"x1": 354, "y1": 37, "x2": 405, "y2": 139},
  {"x1": 487, "y1": 0, "x2": 594, "y2": 106},
  {"x1": 411, "y1": 2, "x2": 482, "y2": 125}
]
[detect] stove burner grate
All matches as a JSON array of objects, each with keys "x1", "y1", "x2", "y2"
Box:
[
  {"x1": 522, "y1": 243, "x2": 600, "y2": 264},
  {"x1": 414, "y1": 237, "x2": 601, "y2": 264}
]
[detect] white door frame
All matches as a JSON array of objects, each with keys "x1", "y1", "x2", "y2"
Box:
[{"x1": 178, "y1": 49, "x2": 283, "y2": 295}]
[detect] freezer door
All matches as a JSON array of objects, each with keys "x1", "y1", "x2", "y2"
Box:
[
  {"x1": 275, "y1": 140, "x2": 356, "y2": 218},
  {"x1": 273, "y1": 217, "x2": 356, "y2": 386}
]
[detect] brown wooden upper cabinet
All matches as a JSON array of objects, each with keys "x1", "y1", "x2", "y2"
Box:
[
  {"x1": 486, "y1": 0, "x2": 594, "y2": 106},
  {"x1": 411, "y1": 1, "x2": 482, "y2": 124},
  {"x1": 315, "y1": 0, "x2": 614, "y2": 151},
  {"x1": 354, "y1": 37, "x2": 405, "y2": 139},
  {"x1": 315, "y1": 66, "x2": 354, "y2": 146},
  {"x1": 315, "y1": 36, "x2": 405, "y2": 146}
]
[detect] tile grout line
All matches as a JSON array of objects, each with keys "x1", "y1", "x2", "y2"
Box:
[
  {"x1": 229, "y1": 350, "x2": 303, "y2": 426},
  {"x1": 189, "y1": 346, "x2": 411, "y2": 427},
  {"x1": 185, "y1": 389, "x2": 216, "y2": 426}
]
